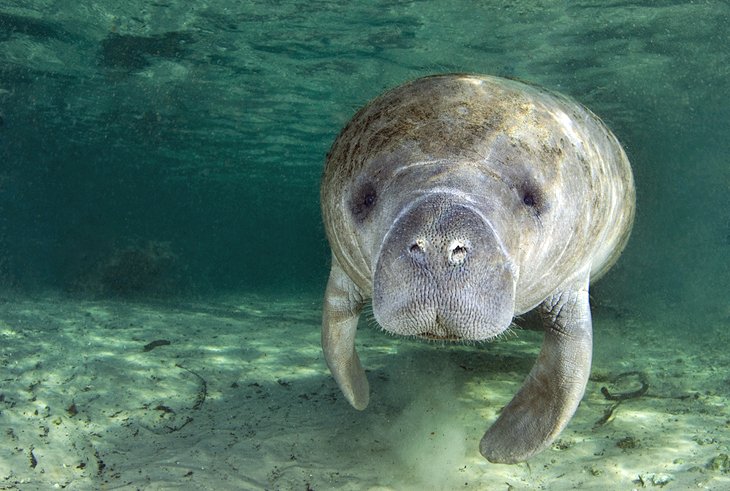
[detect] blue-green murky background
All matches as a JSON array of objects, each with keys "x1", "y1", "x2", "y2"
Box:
[{"x1": 1, "y1": 1, "x2": 728, "y2": 320}]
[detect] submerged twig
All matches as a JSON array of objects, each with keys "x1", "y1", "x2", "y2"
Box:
[
  {"x1": 600, "y1": 371, "x2": 649, "y2": 401},
  {"x1": 594, "y1": 371, "x2": 649, "y2": 428},
  {"x1": 176, "y1": 363, "x2": 208, "y2": 410}
]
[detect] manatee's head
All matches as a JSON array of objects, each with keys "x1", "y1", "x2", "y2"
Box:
[
  {"x1": 321, "y1": 75, "x2": 557, "y2": 342},
  {"x1": 372, "y1": 191, "x2": 517, "y2": 341},
  {"x1": 335, "y1": 148, "x2": 524, "y2": 343}
]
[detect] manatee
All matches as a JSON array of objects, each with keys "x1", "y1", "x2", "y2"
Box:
[{"x1": 320, "y1": 74, "x2": 635, "y2": 463}]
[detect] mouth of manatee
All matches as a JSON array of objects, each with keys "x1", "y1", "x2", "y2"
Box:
[{"x1": 416, "y1": 320, "x2": 467, "y2": 342}]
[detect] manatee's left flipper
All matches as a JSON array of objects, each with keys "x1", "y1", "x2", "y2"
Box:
[
  {"x1": 480, "y1": 275, "x2": 592, "y2": 463},
  {"x1": 321, "y1": 256, "x2": 369, "y2": 410}
]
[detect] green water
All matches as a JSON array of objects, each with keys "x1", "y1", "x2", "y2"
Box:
[
  {"x1": 1, "y1": 1, "x2": 728, "y2": 315},
  {"x1": 0, "y1": 1, "x2": 729, "y2": 488}
]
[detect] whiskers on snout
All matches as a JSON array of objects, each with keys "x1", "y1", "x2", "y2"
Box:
[{"x1": 363, "y1": 300, "x2": 518, "y2": 346}]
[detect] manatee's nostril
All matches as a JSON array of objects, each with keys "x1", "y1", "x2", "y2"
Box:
[
  {"x1": 409, "y1": 239, "x2": 426, "y2": 257},
  {"x1": 448, "y1": 240, "x2": 469, "y2": 265}
]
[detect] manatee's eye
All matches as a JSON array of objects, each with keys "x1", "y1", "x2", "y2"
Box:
[
  {"x1": 351, "y1": 181, "x2": 377, "y2": 221},
  {"x1": 519, "y1": 181, "x2": 547, "y2": 216},
  {"x1": 522, "y1": 192, "x2": 536, "y2": 207}
]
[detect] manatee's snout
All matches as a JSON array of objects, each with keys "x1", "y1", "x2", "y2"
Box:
[{"x1": 373, "y1": 196, "x2": 516, "y2": 341}]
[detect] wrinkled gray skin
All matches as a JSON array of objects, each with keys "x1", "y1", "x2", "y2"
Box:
[{"x1": 320, "y1": 74, "x2": 635, "y2": 464}]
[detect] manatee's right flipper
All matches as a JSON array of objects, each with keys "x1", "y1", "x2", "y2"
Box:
[
  {"x1": 480, "y1": 276, "x2": 593, "y2": 463},
  {"x1": 321, "y1": 256, "x2": 369, "y2": 410}
]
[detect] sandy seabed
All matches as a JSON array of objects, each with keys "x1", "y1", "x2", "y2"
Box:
[{"x1": 0, "y1": 292, "x2": 728, "y2": 490}]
